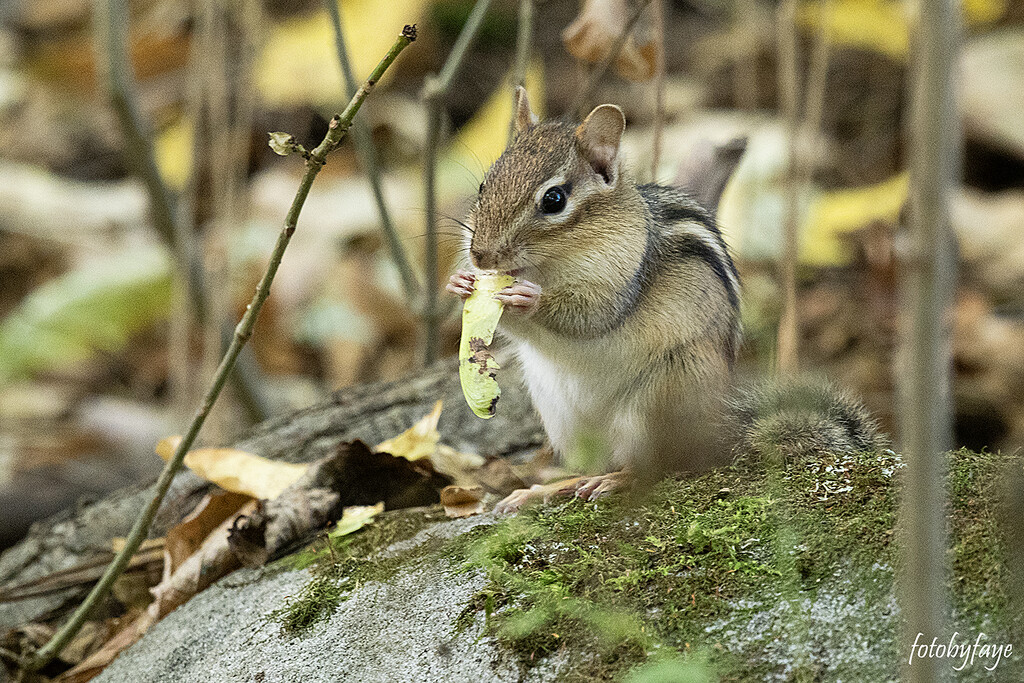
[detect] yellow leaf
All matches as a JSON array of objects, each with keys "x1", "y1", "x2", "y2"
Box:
[
  {"x1": 797, "y1": 0, "x2": 909, "y2": 60},
  {"x1": 448, "y1": 60, "x2": 545, "y2": 188},
  {"x1": 459, "y1": 272, "x2": 513, "y2": 419},
  {"x1": 328, "y1": 502, "x2": 384, "y2": 539},
  {"x1": 801, "y1": 172, "x2": 909, "y2": 266},
  {"x1": 964, "y1": 0, "x2": 1008, "y2": 24},
  {"x1": 257, "y1": 0, "x2": 428, "y2": 107},
  {"x1": 154, "y1": 117, "x2": 193, "y2": 191},
  {"x1": 374, "y1": 400, "x2": 442, "y2": 461},
  {"x1": 155, "y1": 436, "x2": 308, "y2": 499},
  {"x1": 796, "y1": 0, "x2": 1004, "y2": 62}
]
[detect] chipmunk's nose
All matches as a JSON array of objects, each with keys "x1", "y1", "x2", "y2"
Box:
[{"x1": 470, "y1": 247, "x2": 496, "y2": 270}]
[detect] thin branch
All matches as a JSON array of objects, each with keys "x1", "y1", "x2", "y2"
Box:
[
  {"x1": 423, "y1": 100, "x2": 444, "y2": 366},
  {"x1": 325, "y1": 0, "x2": 421, "y2": 299},
  {"x1": 650, "y1": 0, "x2": 666, "y2": 179},
  {"x1": 21, "y1": 25, "x2": 416, "y2": 673},
  {"x1": 899, "y1": 0, "x2": 958, "y2": 677},
  {"x1": 570, "y1": 0, "x2": 655, "y2": 117},
  {"x1": 776, "y1": 0, "x2": 831, "y2": 377},
  {"x1": 422, "y1": 0, "x2": 496, "y2": 365},
  {"x1": 96, "y1": 0, "x2": 273, "y2": 421},
  {"x1": 424, "y1": 0, "x2": 497, "y2": 102},
  {"x1": 774, "y1": 0, "x2": 801, "y2": 375},
  {"x1": 509, "y1": 0, "x2": 536, "y2": 143}
]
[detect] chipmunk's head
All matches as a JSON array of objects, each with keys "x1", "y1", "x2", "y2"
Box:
[{"x1": 467, "y1": 87, "x2": 630, "y2": 276}]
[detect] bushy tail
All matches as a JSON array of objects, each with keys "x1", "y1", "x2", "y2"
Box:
[{"x1": 726, "y1": 378, "x2": 888, "y2": 462}]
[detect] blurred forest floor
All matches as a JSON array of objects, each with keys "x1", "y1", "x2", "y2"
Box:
[{"x1": 1, "y1": 0, "x2": 1023, "y2": 550}]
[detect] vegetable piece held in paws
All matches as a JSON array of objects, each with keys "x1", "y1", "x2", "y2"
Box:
[{"x1": 459, "y1": 271, "x2": 513, "y2": 418}]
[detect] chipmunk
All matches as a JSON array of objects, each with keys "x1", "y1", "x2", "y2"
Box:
[{"x1": 448, "y1": 88, "x2": 884, "y2": 512}]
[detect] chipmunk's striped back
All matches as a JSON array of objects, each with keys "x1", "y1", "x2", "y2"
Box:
[{"x1": 636, "y1": 184, "x2": 742, "y2": 366}]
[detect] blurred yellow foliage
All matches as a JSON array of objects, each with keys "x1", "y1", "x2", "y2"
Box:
[
  {"x1": 797, "y1": 0, "x2": 1006, "y2": 61},
  {"x1": 257, "y1": 1, "x2": 428, "y2": 107},
  {"x1": 445, "y1": 60, "x2": 544, "y2": 192},
  {"x1": 802, "y1": 171, "x2": 908, "y2": 265},
  {"x1": 154, "y1": 117, "x2": 194, "y2": 191}
]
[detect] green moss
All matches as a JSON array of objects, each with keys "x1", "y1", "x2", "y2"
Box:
[
  {"x1": 269, "y1": 506, "x2": 443, "y2": 635},
  {"x1": 948, "y1": 448, "x2": 1021, "y2": 634},
  {"x1": 457, "y1": 448, "x2": 1019, "y2": 680}
]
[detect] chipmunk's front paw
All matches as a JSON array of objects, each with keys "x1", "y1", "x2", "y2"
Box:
[
  {"x1": 446, "y1": 270, "x2": 477, "y2": 299},
  {"x1": 495, "y1": 279, "x2": 541, "y2": 315}
]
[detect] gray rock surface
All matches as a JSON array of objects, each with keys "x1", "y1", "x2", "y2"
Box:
[{"x1": 95, "y1": 514, "x2": 561, "y2": 683}]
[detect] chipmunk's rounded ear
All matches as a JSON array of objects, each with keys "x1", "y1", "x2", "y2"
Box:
[
  {"x1": 513, "y1": 86, "x2": 539, "y2": 135},
  {"x1": 576, "y1": 104, "x2": 625, "y2": 185}
]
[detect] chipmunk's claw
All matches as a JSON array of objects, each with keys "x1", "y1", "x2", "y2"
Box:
[
  {"x1": 446, "y1": 270, "x2": 477, "y2": 299},
  {"x1": 493, "y1": 472, "x2": 625, "y2": 513},
  {"x1": 495, "y1": 279, "x2": 541, "y2": 314},
  {"x1": 573, "y1": 472, "x2": 626, "y2": 501}
]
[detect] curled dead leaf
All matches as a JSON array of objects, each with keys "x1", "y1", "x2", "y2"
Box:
[
  {"x1": 440, "y1": 485, "x2": 485, "y2": 518},
  {"x1": 562, "y1": 0, "x2": 656, "y2": 81}
]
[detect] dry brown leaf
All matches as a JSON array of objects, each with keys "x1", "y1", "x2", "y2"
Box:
[
  {"x1": 164, "y1": 490, "x2": 252, "y2": 575},
  {"x1": 155, "y1": 436, "x2": 308, "y2": 499},
  {"x1": 374, "y1": 400, "x2": 443, "y2": 461},
  {"x1": 150, "y1": 500, "x2": 256, "y2": 620},
  {"x1": 562, "y1": 0, "x2": 656, "y2": 81},
  {"x1": 0, "y1": 544, "x2": 163, "y2": 604},
  {"x1": 55, "y1": 612, "x2": 154, "y2": 683},
  {"x1": 440, "y1": 485, "x2": 485, "y2": 518}
]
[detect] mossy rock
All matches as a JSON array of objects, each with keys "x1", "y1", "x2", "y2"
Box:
[{"x1": 95, "y1": 448, "x2": 1022, "y2": 683}]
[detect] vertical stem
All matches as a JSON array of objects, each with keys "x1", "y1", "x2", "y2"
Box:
[
  {"x1": 424, "y1": 100, "x2": 443, "y2": 365},
  {"x1": 421, "y1": 0, "x2": 495, "y2": 365},
  {"x1": 775, "y1": 0, "x2": 800, "y2": 375},
  {"x1": 325, "y1": 0, "x2": 421, "y2": 299},
  {"x1": 900, "y1": 0, "x2": 957, "y2": 679},
  {"x1": 570, "y1": 0, "x2": 654, "y2": 116},
  {"x1": 99, "y1": 0, "x2": 272, "y2": 421},
  {"x1": 650, "y1": 0, "x2": 666, "y2": 180},
  {"x1": 509, "y1": 0, "x2": 536, "y2": 143},
  {"x1": 733, "y1": 0, "x2": 760, "y2": 110},
  {"x1": 777, "y1": 0, "x2": 831, "y2": 376}
]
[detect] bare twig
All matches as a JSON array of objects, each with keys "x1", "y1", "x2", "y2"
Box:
[
  {"x1": 96, "y1": 0, "x2": 273, "y2": 421},
  {"x1": 325, "y1": 0, "x2": 420, "y2": 299},
  {"x1": 775, "y1": 0, "x2": 800, "y2": 375},
  {"x1": 422, "y1": 0, "x2": 496, "y2": 365},
  {"x1": 570, "y1": 0, "x2": 655, "y2": 116},
  {"x1": 899, "y1": 0, "x2": 958, "y2": 678},
  {"x1": 775, "y1": 0, "x2": 830, "y2": 375},
  {"x1": 650, "y1": 0, "x2": 666, "y2": 179},
  {"x1": 21, "y1": 25, "x2": 416, "y2": 673},
  {"x1": 509, "y1": 0, "x2": 536, "y2": 143}
]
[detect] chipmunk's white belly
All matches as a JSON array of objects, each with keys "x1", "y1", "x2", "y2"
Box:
[{"x1": 512, "y1": 335, "x2": 644, "y2": 469}]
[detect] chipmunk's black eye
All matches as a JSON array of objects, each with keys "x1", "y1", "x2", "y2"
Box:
[
  {"x1": 478, "y1": 182, "x2": 485, "y2": 195},
  {"x1": 540, "y1": 185, "x2": 567, "y2": 214}
]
